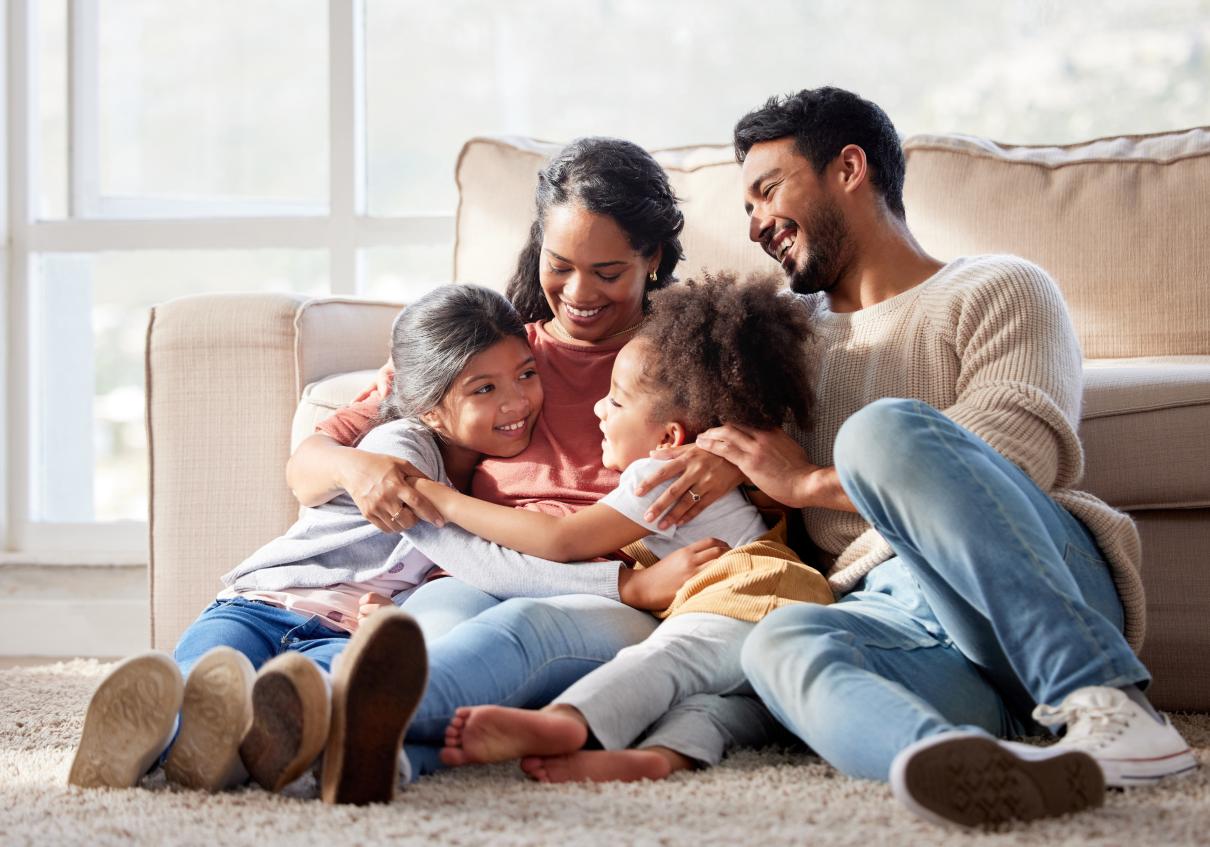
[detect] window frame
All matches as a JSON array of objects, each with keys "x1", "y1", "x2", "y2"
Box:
[{"x1": 2, "y1": 0, "x2": 455, "y2": 561}]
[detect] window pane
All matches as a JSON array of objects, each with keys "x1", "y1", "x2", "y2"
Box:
[
  {"x1": 30, "y1": 251, "x2": 328, "y2": 523},
  {"x1": 365, "y1": 0, "x2": 1209, "y2": 216},
  {"x1": 361, "y1": 244, "x2": 454, "y2": 302},
  {"x1": 37, "y1": 0, "x2": 68, "y2": 220},
  {"x1": 96, "y1": 0, "x2": 328, "y2": 213}
]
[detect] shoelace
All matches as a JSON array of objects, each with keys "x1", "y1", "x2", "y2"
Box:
[{"x1": 1033, "y1": 699, "x2": 1133, "y2": 750}]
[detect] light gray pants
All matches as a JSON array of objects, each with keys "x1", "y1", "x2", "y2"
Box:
[{"x1": 554, "y1": 613, "x2": 774, "y2": 766}]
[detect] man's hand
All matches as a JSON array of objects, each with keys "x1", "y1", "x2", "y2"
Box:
[
  {"x1": 617, "y1": 537, "x2": 730, "y2": 610},
  {"x1": 633, "y1": 445, "x2": 746, "y2": 529},
  {"x1": 340, "y1": 451, "x2": 444, "y2": 532},
  {"x1": 357, "y1": 592, "x2": 395, "y2": 622},
  {"x1": 354, "y1": 358, "x2": 395, "y2": 403},
  {"x1": 694, "y1": 424, "x2": 819, "y2": 509}
]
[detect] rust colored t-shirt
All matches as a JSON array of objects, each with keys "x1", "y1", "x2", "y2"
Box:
[{"x1": 316, "y1": 321, "x2": 625, "y2": 514}]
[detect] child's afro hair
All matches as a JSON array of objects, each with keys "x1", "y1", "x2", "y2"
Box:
[{"x1": 635, "y1": 271, "x2": 812, "y2": 436}]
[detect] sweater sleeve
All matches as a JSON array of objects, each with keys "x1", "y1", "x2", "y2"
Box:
[
  {"x1": 402, "y1": 520, "x2": 624, "y2": 601},
  {"x1": 940, "y1": 259, "x2": 1086, "y2": 491},
  {"x1": 316, "y1": 395, "x2": 384, "y2": 446}
]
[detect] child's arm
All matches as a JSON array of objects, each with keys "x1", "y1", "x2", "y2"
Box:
[{"x1": 413, "y1": 479, "x2": 649, "y2": 563}]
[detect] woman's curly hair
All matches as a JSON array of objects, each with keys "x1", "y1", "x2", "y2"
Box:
[{"x1": 635, "y1": 272, "x2": 813, "y2": 436}]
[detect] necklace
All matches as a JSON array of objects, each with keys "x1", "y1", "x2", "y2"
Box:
[{"x1": 546, "y1": 314, "x2": 645, "y2": 344}]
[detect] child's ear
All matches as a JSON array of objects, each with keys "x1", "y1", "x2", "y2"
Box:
[
  {"x1": 420, "y1": 409, "x2": 446, "y2": 436},
  {"x1": 660, "y1": 422, "x2": 687, "y2": 449}
]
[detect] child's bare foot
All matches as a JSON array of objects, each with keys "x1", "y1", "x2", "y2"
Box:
[
  {"x1": 520, "y1": 749, "x2": 681, "y2": 783},
  {"x1": 440, "y1": 705, "x2": 587, "y2": 766}
]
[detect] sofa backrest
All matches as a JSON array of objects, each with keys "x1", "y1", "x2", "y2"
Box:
[
  {"x1": 454, "y1": 127, "x2": 1210, "y2": 360},
  {"x1": 903, "y1": 129, "x2": 1210, "y2": 359}
]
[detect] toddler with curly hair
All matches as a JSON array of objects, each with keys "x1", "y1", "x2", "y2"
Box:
[{"x1": 411, "y1": 272, "x2": 833, "y2": 783}]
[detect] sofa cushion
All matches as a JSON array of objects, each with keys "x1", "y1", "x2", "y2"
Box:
[
  {"x1": 291, "y1": 369, "x2": 378, "y2": 452},
  {"x1": 903, "y1": 128, "x2": 1210, "y2": 359},
  {"x1": 1080, "y1": 356, "x2": 1210, "y2": 510},
  {"x1": 297, "y1": 357, "x2": 1210, "y2": 513}
]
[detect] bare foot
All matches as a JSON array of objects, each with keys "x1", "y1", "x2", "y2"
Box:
[
  {"x1": 520, "y1": 749, "x2": 677, "y2": 783},
  {"x1": 439, "y1": 705, "x2": 588, "y2": 767}
]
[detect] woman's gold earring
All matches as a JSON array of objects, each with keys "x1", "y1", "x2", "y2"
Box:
[{"x1": 648, "y1": 271, "x2": 658, "y2": 283}]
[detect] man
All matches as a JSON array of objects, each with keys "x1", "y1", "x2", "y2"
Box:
[{"x1": 675, "y1": 87, "x2": 1195, "y2": 827}]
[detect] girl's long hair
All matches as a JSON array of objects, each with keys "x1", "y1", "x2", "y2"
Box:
[{"x1": 379, "y1": 284, "x2": 526, "y2": 425}]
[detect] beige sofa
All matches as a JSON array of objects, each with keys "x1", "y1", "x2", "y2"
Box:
[{"x1": 146, "y1": 128, "x2": 1210, "y2": 711}]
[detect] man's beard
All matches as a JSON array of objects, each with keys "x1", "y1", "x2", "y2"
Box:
[{"x1": 786, "y1": 199, "x2": 851, "y2": 296}]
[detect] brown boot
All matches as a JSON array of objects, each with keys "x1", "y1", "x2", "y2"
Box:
[
  {"x1": 240, "y1": 652, "x2": 332, "y2": 792},
  {"x1": 321, "y1": 608, "x2": 427, "y2": 805},
  {"x1": 68, "y1": 652, "x2": 183, "y2": 789},
  {"x1": 164, "y1": 646, "x2": 256, "y2": 791}
]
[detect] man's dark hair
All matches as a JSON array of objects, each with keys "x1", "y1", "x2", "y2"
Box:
[
  {"x1": 636, "y1": 271, "x2": 812, "y2": 437},
  {"x1": 733, "y1": 87, "x2": 906, "y2": 220}
]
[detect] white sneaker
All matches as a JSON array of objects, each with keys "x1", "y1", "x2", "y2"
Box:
[
  {"x1": 1034, "y1": 686, "x2": 1199, "y2": 787},
  {"x1": 890, "y1": 731, "x2": 1105, "y2": 828}
]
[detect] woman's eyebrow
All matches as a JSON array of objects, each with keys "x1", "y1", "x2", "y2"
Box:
[{"x1": 544, "y1": 248, "x2": 628, "y2": 268}]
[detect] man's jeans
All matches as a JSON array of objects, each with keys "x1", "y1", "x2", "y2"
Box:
[{"x1": 742, "y1": 398, "x2": 1150, "y2": 781}]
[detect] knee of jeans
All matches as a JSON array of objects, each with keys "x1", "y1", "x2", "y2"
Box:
[
  {"x1": 834, "y1": 398, "x2": 936, "y2": 489},
  {"x1": 742, "y1": 604, "x2": 845, "y2": 685},
  {"x1": 477, "y1": 597, "x2": 567, "y2": 644}
]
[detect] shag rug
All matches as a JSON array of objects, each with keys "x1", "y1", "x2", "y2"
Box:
[{"x1": 2, "y1": 660, "x2": 1208, "y2": 847}]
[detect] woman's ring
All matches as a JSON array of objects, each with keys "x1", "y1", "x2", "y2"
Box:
[
  {"x1": 390, "y1": 510, "x2": 402, "y2": 521},
  {"x1": 688, "y1": 489, "x2": 702, "y2": 503}
]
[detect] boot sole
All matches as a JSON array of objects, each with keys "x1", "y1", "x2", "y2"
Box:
[
  {"x1": 241, "y1": 652, "x2": 332, "y2": 792},
  {"x1": 891, "y1": 733, "x2": 1105, "y2": 828},
  {"x1": 164, "y1": 646, "x2": 256, "y2": 791},
  {"x1": 322, "y1": 609, "x2": 427, "y2": 805},
  {"x1": 68, "y1": 652, "x2": 183, "y2": 789}
]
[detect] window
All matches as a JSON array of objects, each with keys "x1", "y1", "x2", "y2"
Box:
[
  {"x1": 4, "y1": 0, "x2": 1207, "y2": 561},
  {"x1": 4, "y1": 0, "x2": 455, "y2": 559}
]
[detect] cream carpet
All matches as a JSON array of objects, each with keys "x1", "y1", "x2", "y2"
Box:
[{"x1": 3, "y1": 660, "x2": 1208, "y2": 847}]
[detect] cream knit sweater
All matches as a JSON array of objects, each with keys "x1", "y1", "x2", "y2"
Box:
[{"x1": 794, "y1": 255, "x2": 1146, "y2": 651}]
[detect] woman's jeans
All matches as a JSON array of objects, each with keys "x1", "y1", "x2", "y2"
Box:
[
  {"x1": 399, "y1": 579, "x2": 787, "y2": 779},
  {"x1": 741, "y1": 399, "x2": 1151, "y2": 781}
]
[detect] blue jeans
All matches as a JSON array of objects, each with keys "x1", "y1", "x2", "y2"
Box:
[
  {"x1": 398, "y1": 581, "x2": 661, "y2": 779},
  {"x1": 742, "y1": 398, "x2": 1150, "y2": 781},
  {"x1": 174, "y1": 597, "x2": 351, "y2": 678}
]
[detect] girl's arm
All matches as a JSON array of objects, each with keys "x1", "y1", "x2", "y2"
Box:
[{"x1": 414, "y1": 479, "x2": 649, "y2": 563}]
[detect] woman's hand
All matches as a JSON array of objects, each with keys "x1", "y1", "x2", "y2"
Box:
[
  {"x1": 339, "y1": 450, "x2": 444, "y2": 532},
  {"x1": 354, "y1": 358, "x2": 395, "y2": 403},
  {"x1": 617, "y1": 537, "x2": 730, "y2": 610},
  {"x1": 357, "y1": 592, "x2": 395, "y2": 622},
  {"x1": 633, "y1": 445, "x2": 746, "y2": 529}
]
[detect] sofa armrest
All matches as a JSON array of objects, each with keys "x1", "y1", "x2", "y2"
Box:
[{"x1": 146, "y1": 293, "x2": 404, "y2": 650}]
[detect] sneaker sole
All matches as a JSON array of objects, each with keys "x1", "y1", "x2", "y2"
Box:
[
  {"x1": 891, "y1": 732, "x2": 1105, "y2": 828},
  {"x1": 164, "y1": 646, "x2": 256, "y2": 791},
  {"x1": 322, "y1": 609, "x2": 427, "y2": 805},
  {"x1": 241, "y1": 652, "x2": 332, "y2": 792},
  {"x1": 68, "y1": 652, "x2": 183, "y2": 789}
]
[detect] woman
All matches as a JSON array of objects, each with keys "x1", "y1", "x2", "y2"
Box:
[{"x1": 288, "y1": 138, "x2": 777, "y2": 785}]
